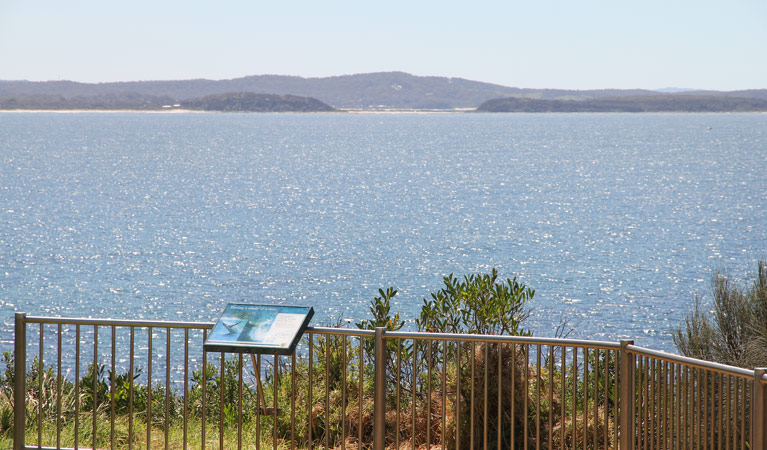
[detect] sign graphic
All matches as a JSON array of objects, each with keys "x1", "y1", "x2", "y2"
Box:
[{"x1": 204, "y1": 304, "x2": 314, "y2": 355}]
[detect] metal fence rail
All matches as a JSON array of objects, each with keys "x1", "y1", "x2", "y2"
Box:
[
  {"x1": 10, "y1": 313, "x2": 767, "y2": 450},
  {"x1": 624, "y1": 344, "x2": 757, "y2": 450}
]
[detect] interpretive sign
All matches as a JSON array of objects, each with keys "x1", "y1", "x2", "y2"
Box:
[{"x1": 204, "y1": 304, "x2": 314, "y2": 355}]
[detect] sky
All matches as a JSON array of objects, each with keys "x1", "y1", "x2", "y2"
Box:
[{"x1": 1, "y1": 0, "x2": 765, "y2": 91}]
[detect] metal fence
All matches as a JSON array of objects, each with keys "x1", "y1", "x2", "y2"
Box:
[{"x1": 10, "y1": 313, "x2": 767, "y2": 450}]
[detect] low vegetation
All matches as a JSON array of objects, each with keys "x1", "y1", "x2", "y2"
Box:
[{"x1": 674, "y1": 260, "x2": 767, "y2": 368}]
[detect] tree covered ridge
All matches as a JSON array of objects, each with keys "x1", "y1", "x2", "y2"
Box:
[
  {"x1": 182, "y1": 92, "x2": 335, "y2": 112},
  {"x1": 2, "y1": 72, "x2": 766, "y2": 110},
  {"x1": 0, "y1": 91, "x2": 335, "y2": 112},
  {"x1": 477, "y1": 94, "x2": 767, "y2": 112}
]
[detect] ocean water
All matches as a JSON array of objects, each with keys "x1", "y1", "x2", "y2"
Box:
[{"x1": 1, "y1": 112, "x2": 766, "y2": 353}]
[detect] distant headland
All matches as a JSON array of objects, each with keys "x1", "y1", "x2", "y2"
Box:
[{"x1": 1, "y1": 72, "x2": 766, "y2": 112}]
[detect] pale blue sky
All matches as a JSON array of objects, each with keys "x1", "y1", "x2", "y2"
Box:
[{"x1": 1, "y1": 0, "x2": 765, "y2": 90}]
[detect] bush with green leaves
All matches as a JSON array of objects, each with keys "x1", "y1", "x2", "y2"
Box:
[
  {"x1": 417, "y1": 268, "x2": 533, "y2": 336},
  {"x1": 674, "y1": 260, "x2": 767, "y2": 368}
]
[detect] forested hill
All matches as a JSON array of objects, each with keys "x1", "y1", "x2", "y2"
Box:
[
  {"x1": 182, "y1": 92, "x2": 335, "y2": 112},
  {"x1": 0, "y1": 72, "x2": 661, "y2": 109},
  {"x1": 0, "y1": 92, "x2": 334, "y2": 112},
  {"x1": 1, "y1": 72, "x2": 765, "y2": 110},
  {"x1": 477, "y1": 94, "x2": 767, "y2": 113}
]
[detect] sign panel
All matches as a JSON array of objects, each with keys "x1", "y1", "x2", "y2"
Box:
[{"x1": 204, "y1": 304, "x2": 314, "y2": 355}]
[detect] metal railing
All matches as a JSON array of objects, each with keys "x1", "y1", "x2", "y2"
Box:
[{"x1": 10, "y1": 313, "x2": 767, "y2": 450}]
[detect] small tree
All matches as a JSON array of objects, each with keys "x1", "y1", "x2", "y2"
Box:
[
  {"x1": 415, "y1": 269, "x2": 534, "y2": 450},
  {"x1": 674, "y1": 260, "x2": 767, "y2": 368},
  {"x1": 416, "y1": 268, "x2": 533, "y2": 336}
]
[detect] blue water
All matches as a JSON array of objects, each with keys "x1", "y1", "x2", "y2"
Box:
[{"x1": 1, "y1": 112, "x2": 766, "y2": 353}]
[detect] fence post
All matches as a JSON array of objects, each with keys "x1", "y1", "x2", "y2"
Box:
[
  {"x1": 373, "y1": 327, "x2": 386, "y2": 450},
  {"x1": 753, "y1": 368, "x2": 767, "y2": 450},
  {"x1": 14, "y1": 313, "x2": 27, "y2": 450},
  {"x1": 619, "y1": 340, "x2": 635, "y2": 450}
]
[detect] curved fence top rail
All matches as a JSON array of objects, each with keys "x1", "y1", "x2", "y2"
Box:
[
  {"x1": 19, "y1": 315, "x2": 619, "y2": 349},
  {"x1": 24, "y1": 314, "x2": 215, "y2": 329},
  {"x1": 19, "y1": 314, "x2": 762, "y2": 381},
  {"x1": 386, "y1": 329, "x2": 621, "y2": 349},
  {"x1": 626, "y1": 344, "x2": 754, "y2": 379}
]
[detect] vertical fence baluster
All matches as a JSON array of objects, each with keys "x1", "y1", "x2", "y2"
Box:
[
  {"x1": 56, "y1": 323, "x2": 62, "y2": 450},
  {"x1": 667, "y1": 361, "x2": 672, "y2": 449},
  {"x1": 291, "y1": 352, "x2": 296, "y2": 450},
  {"x1": 510, "y1": 342, "x2": 515, "y2": 450},
  {"x1": 719, "y1": 373, "x2": 723, "y2": 450},
  {"x1": 165, "y1": 328, "x2": 170, "y2": 450},
  {"x1": 607, "y1": 348, "x2": 612, "y2": 449},
  {"x1": 536, "y1": 344, "x2": 541, "y2": 450},
  {"x1": 396, "y1": 339, "x2": 402, "y2": 450},
  {"x1": 740, "y1": 377, "x2": 746, "y2": 450},
  {"x1": 660, "y1": 359, "x2": 665, "y2": 448},
  {"x1": 699, "y1": 367, "x2": 704, "y2": 449},
  {"x1": 548, "y1": 345, "x2": 554, "y2": 450},
  {"x1": 456, "y1": 340, "x2": 461, "y2": 450},
  {"x1": 111, "y1": 325, "x2": 116, "y2": 450},
  {"x1": 274, "y1": 355, "x2": 279, "y2": 450},
  {"x1": 753, "y1": 368, "x2": 767, "y2": 450},
  {"x1": 524, "y1": 344, "x2": 529, "y2": 450},
  {"x1": 594, "y1": 348, "x2": 599, "y2": 450},
  {"x1": 13, "y1": 313, "x2": 26, "y2": 450},
  {"x1": 342, "y1": 337, "x2": 347, "y2": 450},
  {"x1": 75, "y1": 325, "x2": 80, "y2": 450},
  {"x1": 443, "y1": 339, "x2": 448, "y2": 450},
  {"x1": 725, "y1": 375, "x2": 731, "y2": 450},
  {"x1": 308, "y1": 334, "x2": 313, "y2": 450},
  {"x1": 428, "y1": 340, "x2": 433, "y2": 449},
  {"x1": 572, "y1": 346, "x2": 577, "y2": 450},
  {"x1": 183, "y1": 329, "x2": 188, "y2": 450},
  {"x1": 220, "y1": 352, "x2": 225, "y2": 450},
  {"x1": 560, "y1": 346, "x2": 566, "y2": 450},
  {"x1": 619, "y1": 340, "x2": 634, "y2": 450},
  {"x1": 484, "y1": 343, "x2": 489, "y2": 450},
  {"x1": 324, "y1": 337, "x2": 330, "y2": 450},
  {"x1": 148, "y1": 328, "x2": 153, "y2": 450},
  {"x1": 129, "y1": 327, "x2": 135, "y2": 450},
  {"x1": 373, "y1": 328, "x2": 386, "y2": 450},
  {"x1": 672, "y1": 363, "x2": 677, "y2": 450},
  {"x1": 639, "y1": 356, "x2": 645, "y2": 450},
  {"x1": 412, "y1": 340, "x2": 417, "y2": 450},
  {"x1": 238, "y1": 353, "x2": 243, "y2": 450},
  {"x1": 38, "y1": 323, "x2": 43, "y2": 448},
  {"x1": 706, "y1": 368, "x2": 712, "y2": 450},
  {"x1": 711, "y1": 371, "x2": 717, "y2": 449},
  {"x1": 682, "y1": 365, "x2": 688, "y2": 450},
  {"x1": 701, "y1": 368, "x2": 706, "y2": 450},
  {"x1": 359, "y1": 335, "x2": 364, "y2": 449},
  {"x1": 256, "y1": 353, "x2": 261, "y2": 450},
  {"x1": 471, "y1": 341, "x2": 476, "y2": 450},
  {"x1": 93, "y1": 325, "x2": 98, "y2": 450},
  {"x1": 498, "y1": 343, "x2": 503, "y2": 450},
  {"x1": 613, "y1": 349, "x2": 619, "y2": 449},
  {"x1": 201, "y1": 330, "x2": 207, "y2": 450},
  {"x1": 583, "y1": 347, "x2": 588, "y2": 450}
]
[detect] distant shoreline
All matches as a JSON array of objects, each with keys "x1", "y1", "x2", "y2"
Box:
[
  {"x1": 0, "y1": 108, "x2": 467, "y2": 114},
  {"x1": 0, "y1": 108, "x2": 206, "y2": 114},
  {"x1": 2, "y1": 108, "x2": 766, "y2": 114}
]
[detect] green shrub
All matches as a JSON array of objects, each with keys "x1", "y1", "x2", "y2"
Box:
[
  {"x1": 417, "y1": 268, "x2": 533, "y2": 336},
  {"x1": 674, "y1": 260, "x2": 767, "y2": 368}
]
